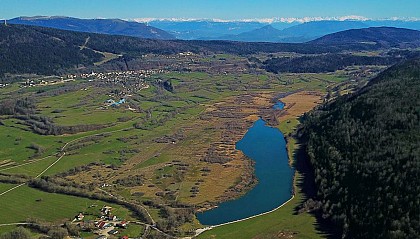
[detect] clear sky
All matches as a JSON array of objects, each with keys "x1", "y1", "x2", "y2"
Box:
[{"x1": 0, "y1": 0, "x2": 419, "y2": 20}]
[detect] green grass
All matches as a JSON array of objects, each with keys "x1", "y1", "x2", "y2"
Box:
[
  {"x1": 278, "y1": 118, "x2": 299, "y2": 136},
  {"x1": 0, "y1": 185, "x2": 133, "y2": 225},
  {"x1": 93, "y1": 50, "x2": 121, "y2": 66},
  {"x1": 0, "y1": 183, "x2": 17, "y2": 194},
  {"x1": 0, "y1": 84, "x2": 21, "y2": 98},
  {"x1": 37, "y1": 87, "x2": 139, "y2": 126},
  {"x1": 120, "y1": 224, "x2": 144, "y2": 238},
  {"x1": 0, "y1": 119, "x2": 61, "y2": 163},
  {"x1": 1, "y1": 156, "x2": 58, "y2": 177},
  {"x1": 137, "y1": 153, "x2": 171, "y2": 169},
  {"x1": 138, "y1": 100, "x2": 162, "y2": 110},
  {"x1": 0, "y1": 225, "x2": 21, "y2": 235}
]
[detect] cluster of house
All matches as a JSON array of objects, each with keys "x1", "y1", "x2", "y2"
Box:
[
  {"x1": 74, "y1": 205, "x2": 129, "y2": 239},
  {"x1": 105, "y1": 98, "x2": 126, "y2": 107},
  {"x1": 95, "y1": 236, "x2": 129, "y2": 239},
  {"x1": 178, "y1": 52, "x2": 194, "y2": 56},
  {"x1": 0, "y1": 83, "x2": 9, "y2": 88},
  {"x1": 19, "y1": 78, "x2": 75, "y2": 88},
  {"x1": 78, "y1": 69, "x2": 164, "y2": 80}
]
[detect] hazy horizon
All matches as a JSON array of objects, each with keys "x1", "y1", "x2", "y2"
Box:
[{"x1": 1, "y1": 0, "x2": 419, "y2": 21}]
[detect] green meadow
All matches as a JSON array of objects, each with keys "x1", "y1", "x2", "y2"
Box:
[{"x1": 0, "y1": 184, "x2": 133, "y2": 230}]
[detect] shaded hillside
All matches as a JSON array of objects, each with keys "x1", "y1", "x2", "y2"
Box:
[
  {"x1": 263, "y1": 54, "x2": 403, "y2": 73},
  {"x1": 311, "y1": 27, "x2": 420, "y2": 47},
  {"x1": 9, "y1": 16, "x2": 175, "y2": 40},
  {"x1": 302, "y1": 58, "x2": 420, "y2": 238},
  {"x1": 365, "y1": 20, "x2": 420, "y2": 30},
  {"x1": 0, "y1": 24, "x2": 103, "y2": 76}
]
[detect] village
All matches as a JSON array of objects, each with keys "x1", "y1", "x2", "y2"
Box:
[
  {"x1": 73, "y1": 205, "x2": 131, "y2": 239},
  {"x1": 77, "y1": 69, "x2": 165, "y2": 82},
  {"x1": 16, "y1": 69, "x2": 163, "y2": 90}
]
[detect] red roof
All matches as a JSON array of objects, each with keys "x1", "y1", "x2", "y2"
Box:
[
  {"x1": 97, "y1": 221, "x2": 106, "y2": 228},
  {"x1": 121, "y1": 236, "x2": 129, "y2": 239}
]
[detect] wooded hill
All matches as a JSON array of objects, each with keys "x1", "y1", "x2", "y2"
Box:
[
  {"x1": 302, "y1": 58, "x2": 420, "y2": 238},
  {"x1": 0, "y1": 24, "x2": 103, "y2": 76},
  {"x1": 9, "y1": 16, "x2": 175, "y2": 40},
  {"x1": 311, "y1": 27, "x2": 420, "y2": 48},
  {"x1": 0, "y1": 24, "x2": 407, "y2": 76}
]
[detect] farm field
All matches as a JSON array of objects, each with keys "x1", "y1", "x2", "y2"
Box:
[{"x1": 0, "y1": 184, "x2": 133, "y2": 231}]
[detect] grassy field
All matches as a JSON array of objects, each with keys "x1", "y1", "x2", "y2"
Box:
[
  {"x1": 0, "y1": 183, "x2": 17, "y2": 194},
  {"x1": 0, "y1": 119, "x2": 61, "y2": 163},
  {"x1": 0, "y1": 184, "x2": 133, "y2": 230}
]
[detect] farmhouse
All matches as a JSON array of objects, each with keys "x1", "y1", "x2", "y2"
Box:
[
  {"x1": 75, "y1": 212, "x2": 84, "y2": 221},
  {"x1": 117, "y1": 221, "x2": 128, "y2": 228},
  {"x1": 97, "y1": 221, "x2": 106, "y2": 229},
  {"x1": 105, "y1": 98, "x2": 126, "y2": 107},
  {"x1": 101, "y1": 205, "x2": 112, "y2": 215}
]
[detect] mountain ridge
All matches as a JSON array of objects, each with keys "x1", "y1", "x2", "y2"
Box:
[
  {"x1": 7, "y1": 16, "x2": 420, "y2": 42},
  {"x1": 212, "y1": 20, "x2": 370, "y2": 43},
  {"x1": 311, "y1": 27, "x2": 420, "y2": 47},
  {"x1": 8, "y1": 16, "x2": 175, "y2": 40}
]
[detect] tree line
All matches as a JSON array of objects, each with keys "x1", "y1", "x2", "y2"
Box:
[
  {"x1": 263, "y1": 54, "x2": 402, "y2": 73},
  {"x1": 301, "y1": 58, "x2": 420, "y2": 238}
]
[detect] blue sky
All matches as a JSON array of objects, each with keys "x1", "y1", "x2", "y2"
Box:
[{"x1": 0, "y1": 0, "x2": 419, "y2": 20}]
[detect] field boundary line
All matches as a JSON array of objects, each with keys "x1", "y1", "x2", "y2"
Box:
[
  {"x1": 0, "y1": 156, "x2": 52, "y2": 172},
  {"x1": 0, "y1": 223, "x2": 31, "y2": 226},
  {"x1": 0, "y1": 183, "x2": 25, "y2": 196}
]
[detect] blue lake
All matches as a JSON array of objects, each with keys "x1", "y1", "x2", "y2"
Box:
[
  {"x1": 196, "y1": 119, "x2": 294, "y2": 225},
  {"x1": 273, "y1": 101, "x2": 285, "y2": 110}
]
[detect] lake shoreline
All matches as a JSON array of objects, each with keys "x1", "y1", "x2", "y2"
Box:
[{"x1": 197, "y1": 116, "x2": 294, "y2": 225}]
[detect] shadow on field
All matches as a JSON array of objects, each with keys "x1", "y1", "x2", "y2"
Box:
[{"x1": 293, "y1": 140, "x2": 341, "y2": 239}]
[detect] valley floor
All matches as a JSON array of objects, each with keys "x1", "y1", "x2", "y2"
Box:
[{"x1": 0, "y1": 61, "x2": 376, "y2": 238}]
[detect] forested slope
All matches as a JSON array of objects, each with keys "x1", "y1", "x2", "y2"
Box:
[
  {"x1": 0, "y1": 24, "x2": 103, "y2": 75},
  {"x1": 0, "y1": 24, "x2": 395, "y2": 76},
  {"x1": 9, "y1": 16, "x2": 175, "y2": 40},
  {"x1": 311, "y1": 27, "x2": 420, "y2": 47},
  {"x1": 302, "y1": 58, "x2": 420, "y2": 238}
]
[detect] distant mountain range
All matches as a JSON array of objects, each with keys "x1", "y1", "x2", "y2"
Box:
[
  {"x1": 218, "y1": 25, "x2": 284, "y2": 42},
  {"x1": 8, "y1": 16, "x2": 175, "y2": 40},
  {"x1": 278, "y1": 20, "x2": 369, "y2": 42},
  {"x1": 147, "y1": 20, "x2": 268, "y2": 40},
  {"x1": 5, "y1": 16, "x2": 420, "y2": 43},
  {"x1": 148, "y1": 19, "x2": 420, "y2": 42},
  {"x1": 214, "y1": 21, "x2": 369, "y2": 42}
]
